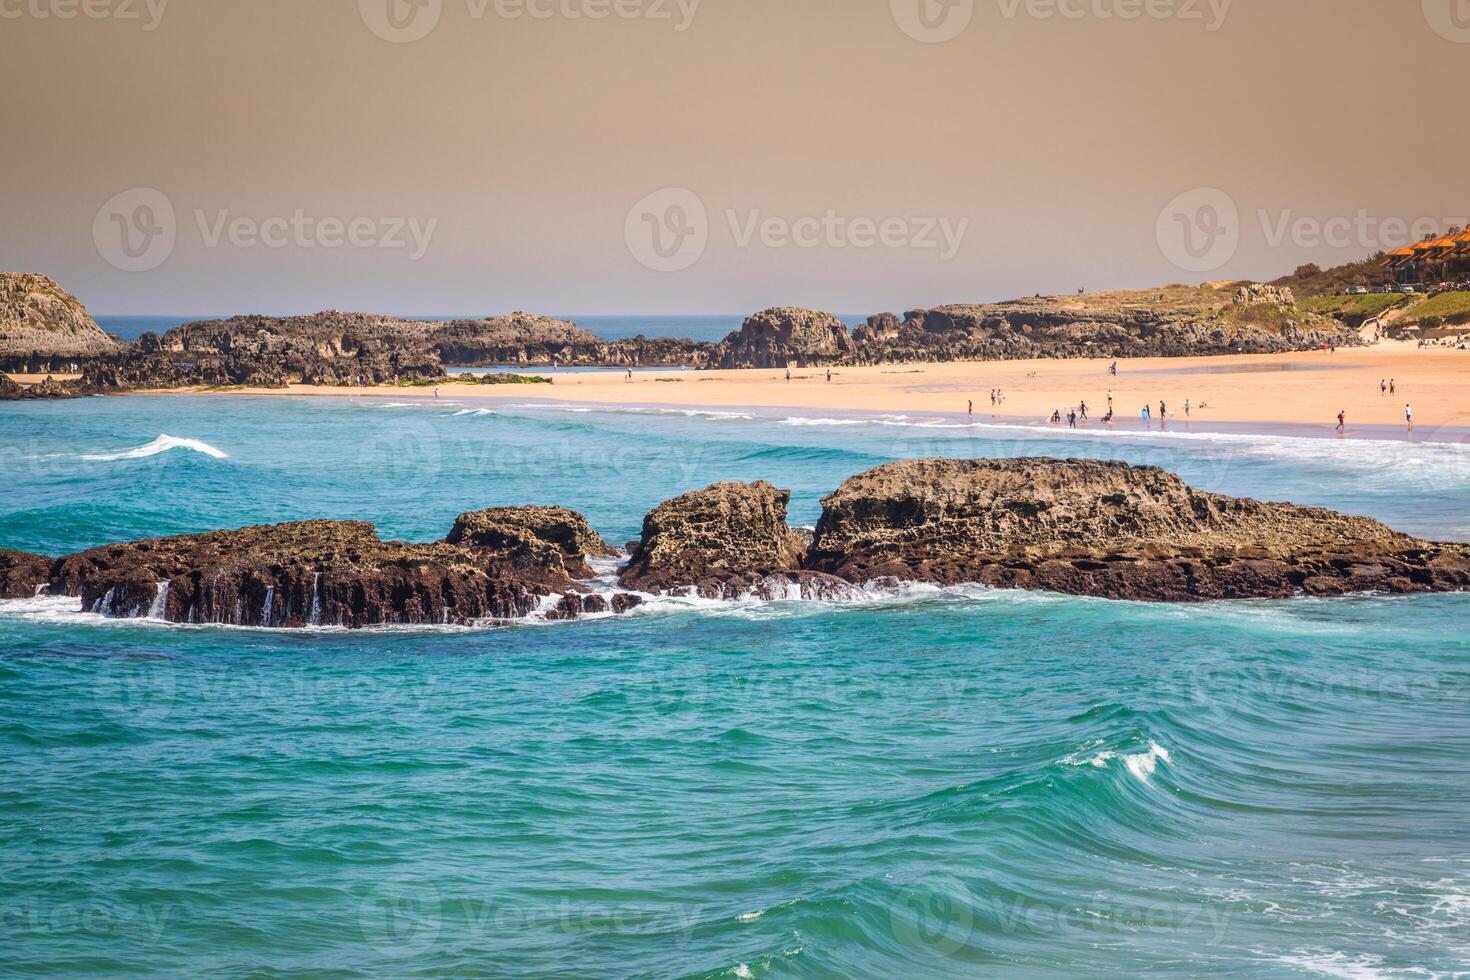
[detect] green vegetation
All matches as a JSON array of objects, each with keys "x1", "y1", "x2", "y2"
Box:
[
  {"x1": 401, "y1": 373, "x2": 552, "y2": 386},
  {"x1": 1272, "y1": 258, "x2": 1393, "y2": 298},
  {"x1": 468, "y1": 372, "x2": 553, "y2": 385},
  {"x1": 1405, "y1": 291, "x2": 1470, "y2": 325},
  {"x1": 1296, "y1": 293, "x2": 1408, "y2": 320}
]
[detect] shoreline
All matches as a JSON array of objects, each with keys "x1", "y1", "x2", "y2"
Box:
[
  {"x1": 101, "y1": 344, "x2": 1470, "y2": 443},
  {"x1": 11, "y1": 344, "x2": 1470, "y2": 442}
]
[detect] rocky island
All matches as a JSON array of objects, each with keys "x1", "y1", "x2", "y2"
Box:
[{"x1": 5, "y1": 458, "x2": 1466, "y2": 627}]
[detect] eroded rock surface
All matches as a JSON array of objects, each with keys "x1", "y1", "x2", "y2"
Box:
[
  {"x1": 619, "y1": 481, "x2": 845, "y2": 597},
  {"x1": 0, "y1": 272, "x2": 123, "y2": 371},
  {"x1": 804, "y1": 458, "x2": 1470, "y2": 600},
  {"x1": 0, "y1": 549, "x2": 51, "y2": 599},
  {"x1": 447, "y1": 505, "x2": 615, "y2": 578}
]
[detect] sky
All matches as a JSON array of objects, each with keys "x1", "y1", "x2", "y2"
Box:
[{"x1": 1, "y1": 0, "x2": 1467, "y2": 317}]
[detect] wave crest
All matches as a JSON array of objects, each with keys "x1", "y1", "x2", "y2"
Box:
[{"x1": 81, "y1": 435, "x2": 229, "y2": 462}]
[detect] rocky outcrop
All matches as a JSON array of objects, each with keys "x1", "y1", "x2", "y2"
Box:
[
  {"x1": 0, "y1": 549, "x2": 51, "y2": 599},
  {"x1": 0, "y1": 272, "x2": 123, "y2": 371},
  {"x1": 447, "y1": 505, "x2": 615, "y2": 578},
  {"x1": 619, "y1": 481, "x2": 851, "y2": 599},
  {"x1": 44, "y1": 508, "x2": 644, "y2": 628},
  {"x1": 804, "y1": 458, "x2": 1470, "y2": 601},
  {"x1": 1233, "y1": 283, "x2": 1295, "y2": 306},
  {"x1": 715, "y1": 308, "x2": 853, "y2": 369}
]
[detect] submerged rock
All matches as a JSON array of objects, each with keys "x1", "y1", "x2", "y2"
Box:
[
  {"x1": 619, "y1": 480, "x2": 841, "y2": 598},
  {"x1": 805, "y1": 458, "x2": 1470, "y2": 601},
  {"x1": 0, "y1": 549, "x2": 52, "y2": 599},
  {"x1": 446, "y1": 505, "x2": 616, "y2": 578}
]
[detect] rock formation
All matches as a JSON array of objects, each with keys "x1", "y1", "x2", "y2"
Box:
[
  {"x1": 447, "y1": 505, "x2": 616, "y2": 578},
  {"x1": 0, "y1": 549, "x2": 51, "y2": 599},
  {"x1": 803, "y1": 458, "x2": 1470, "y2": 600},
  {"x1": 4, "y1": 460, "x2": 1467, "y2": 618},
  {"x1": 619, "y1": 481, "x2": 852, "y2": 599},
  {"x1": 39, "y1": 508, "x2": 642, "y2": 628},
  {"x1": 0, "y1": 272, "x2": 123, "y2": 371},
  {"x1": 715, "y1": 307, "x2": 853, "y2": 369}
]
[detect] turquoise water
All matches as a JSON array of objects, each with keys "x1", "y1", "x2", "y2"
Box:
[{"x1": 2, "y1": 396, "x2": 1469, "y2": 977}]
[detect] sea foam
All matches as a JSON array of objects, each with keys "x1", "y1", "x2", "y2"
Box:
[{"x1": 81, "y1": 435, "x2": 229, "y2": 462}]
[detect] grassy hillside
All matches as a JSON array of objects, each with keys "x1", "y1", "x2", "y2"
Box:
[{"x1": 1296, "y1": 293, "x2": 1408, "y2": 321}]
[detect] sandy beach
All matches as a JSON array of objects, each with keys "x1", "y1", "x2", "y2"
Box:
[{"x1": 29, "y1": 342, "x2": 1455, "y2": 439}]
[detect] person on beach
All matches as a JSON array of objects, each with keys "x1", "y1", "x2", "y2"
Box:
[
  {"x1": 434, "y1": 388, "x2": 439, "y2": 399},
  {"x1": 1390, "y1": 379, "x2": 1396, "y2": 395},
  {"x1": 1068, "y1": 409, "x2": 1077, "y2": 428},
  {"x1": 1159, "y1": 401, "x2": 1167, "y2": 420},
  {"x1": 826, "y1": 368, "x2": 832, "y2": 383},
  {"x1": 1381, "y1": 379, "x2": 1387, "y2": 396},
  {"x1": 1106, "y1": 390, "x2": 1113, "y2": 411},
  {"x1": 968, "y1": 400, "x2": 973, "y2": 419},
  {"x1": 785, "y1": 367, "x2": 792, "y2": 383},
  {"x1": 991, "y1": 389, "x2": 997, "y2": 407},
  {"x1": 1337, "y1": 410, "x2": 1345, "y2": 433},
  {"x1": 1079, "y1": 401, "x2": 1088, "y2": 419},
  {"x1": 1110, "y1": 362, "x2": 1118, "y2": 376},
  {"x1": 1050, "y1": 409, "x2": 1062, "y2": 424},
  {"x1": 1142, "y1": 405, "x2": 1150, "y2": 422},
  {"x1": 1102, "y1": 407, "x2": 1114, "y2": 423},
  {"x1": 1406, "y1": 403, "x2": 1413, "y2": 429}
]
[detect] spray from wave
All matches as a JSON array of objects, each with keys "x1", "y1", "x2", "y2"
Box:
[{"x1": 81, "y1": 435, "x2": 229, "y2": 462}]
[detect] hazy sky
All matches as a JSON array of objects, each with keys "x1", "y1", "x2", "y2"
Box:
[{"x1": 2, "y1": 0, "x2": 1467, "y2": 316}]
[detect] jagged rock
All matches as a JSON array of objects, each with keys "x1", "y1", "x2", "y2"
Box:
[
  {"x1": 620, "y1": 481, "x2": 815, "y2": 596},
  {"x1": 0, "y1": 372, "x2": 86, "y2": 400},
  {"x1": 446, "y1": 505, "x2": 615, "y2": 578},
  {"x1": 1233, "y1": 283, "x2": 1295, "y2": 306},
  {"x1": 0, "y1": 549, "x2": 51, "y2": 599},
  {"x1": 715, "y1": 308, "x2": 852, "y2": 369},
  {"x1": 0, "y1": 272, "x2": 123, "y2": 371},
  {"x1": 804, "y1": 458, "x2": 1470, "y2": 601},
  {"x1": 50, "y1": 520, "x2": 580, "y2": 627}
]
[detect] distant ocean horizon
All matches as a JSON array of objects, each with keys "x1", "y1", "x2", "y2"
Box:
[{"x1": 94, "y1": 314, "x2": 872, "y2": 344}]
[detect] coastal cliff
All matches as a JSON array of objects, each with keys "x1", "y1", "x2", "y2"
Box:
[{"x1": 0, "y1": 272, "x2": 123, "y2": 372}]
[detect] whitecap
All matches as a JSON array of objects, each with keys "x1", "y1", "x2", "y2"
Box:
[
  {"x1": 80, "y1": 435, "x2": 228, "y2": 462},
  {"x1": 1062, "y1": 741, "x2": 1171, "y2": 784}
]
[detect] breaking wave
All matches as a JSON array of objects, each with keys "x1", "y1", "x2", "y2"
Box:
[{"x1": 80, "y1": 435, "x2": 229, "y2": 462}]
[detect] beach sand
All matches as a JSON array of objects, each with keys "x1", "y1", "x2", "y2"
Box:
[{"x1": 11, "y1": 344, "x2": 1470, "y2": 436}]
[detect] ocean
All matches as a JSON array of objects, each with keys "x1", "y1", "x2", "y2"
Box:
[{"x1": 2, "y1": 395, "x2": 1469, "y2": 976}]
